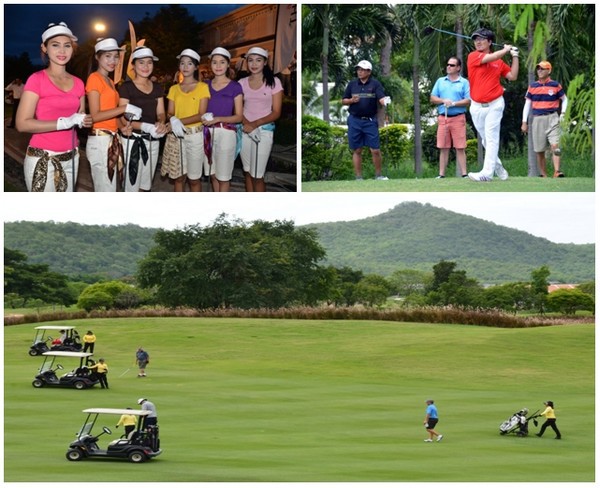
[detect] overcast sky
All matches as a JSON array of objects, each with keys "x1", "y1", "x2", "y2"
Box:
[{"x1": 2, "y1": 193, "x2": 595, "y2": 245}]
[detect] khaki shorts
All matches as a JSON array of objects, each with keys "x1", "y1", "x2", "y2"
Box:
[{"x1": 532, "y1": 112, "x2": 560, "y2": 152}]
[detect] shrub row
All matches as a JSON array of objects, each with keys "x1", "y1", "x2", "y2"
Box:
[{"x1": 4, "y1": 306, "x2": 593, "y2": 328}]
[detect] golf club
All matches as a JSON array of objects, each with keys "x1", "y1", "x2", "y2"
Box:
[
  {"x1": 422, "y1": 26, "x2": 504, "y2": 48},
  {"x1": 71, "y1": 128, "x2": 77, "y2": 192},
  {"x1": 122, "y1": 113, "x2": 135, "y2": 192},
  {"x1": 118, "y1": 368, "x2": 131, "y2": 378}
]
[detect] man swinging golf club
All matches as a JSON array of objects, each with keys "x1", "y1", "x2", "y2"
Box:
[
  {"x1": 430, "y1": 56, "x2": 470, "y2": 178},
  {"x1": 467, "y1": 28, "x2": 519, "y2": 182},
  {"x1": 342, "y1": 60, "x2": 390, "y2": 180}
]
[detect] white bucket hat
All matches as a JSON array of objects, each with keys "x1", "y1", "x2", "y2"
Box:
[
  {"x1": 132, "y1": 46, "x2": 158, "y2": 61},
  {"x1": 247, "y1": 47, "x2": 269, "y2": 59},
  {"x1": 176, "y1": 48, "x2": 200, "y2": 63},
  {"x1": 41, "y1": 22, "x2": 78, "y2": 43},
  {"x1": 94, "y1": 38, "x2": 124, "y2": 53},
  {"x1": 355, "y1": 60, "x2": 372, "y2": 70},
  {"x1": 209, "y1": 47, "x2": 231, "y2": 60}
]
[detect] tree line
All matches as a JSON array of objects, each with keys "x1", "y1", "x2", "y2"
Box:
[{"x1": 4, "y1": 217, "x2": 595, "y2": 316}]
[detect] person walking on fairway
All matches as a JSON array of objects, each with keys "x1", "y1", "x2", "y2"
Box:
[
  {"x1": 535, "y1": 400, "x2": 562, "y2": 439},
  {"x1": 136, "y1": 347, "x2": 149, "y2": 377},
  {"x1": 466, "y1": 28, "x2": 519, "y2": 182},
  {"x1": 424, "y1": 399, "x2": 443, "y2": 442},
  {"x1": 521, "y1": 61, "x2": 567, "y2": 178},
  {"x1": 430, "y1": 56, "x2": 471, "y2": 178},
  {"x1": 342, "y1": 60, "x2": 390, "y2": 180}
]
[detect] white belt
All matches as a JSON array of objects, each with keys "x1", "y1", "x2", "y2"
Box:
[{"x1": 471, "y1": 95, "x2": 503, "y2": 108}]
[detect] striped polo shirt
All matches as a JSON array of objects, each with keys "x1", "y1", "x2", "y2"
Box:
[{"x1": 525, "y1": 79, "x2": 565, "y2": 116}]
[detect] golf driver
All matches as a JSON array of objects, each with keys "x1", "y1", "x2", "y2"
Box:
[
  {"x1": 122, "y1": 113, "x2": 135, "y2": 192},
  {"x1": 118, "y1": 368, "x2": 131, "y2": 378},
  {"x1": 422, "y1": 26, "x2": 504, "y2": 48}
]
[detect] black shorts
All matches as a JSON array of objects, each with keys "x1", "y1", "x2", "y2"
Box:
[{"x1": 426, "y1": 418, "x2": 439, "y2": 429}]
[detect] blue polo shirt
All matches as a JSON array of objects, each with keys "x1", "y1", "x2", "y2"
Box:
[
  {"x1": 431, "y1": 75, "x2": 470, "y2": 116},
  {"x1": 343, "y1": 76, "x2": 385, "y2": 118},
  {"x1": 426, "y1": 403, "x2": 438, "y2": 419}
]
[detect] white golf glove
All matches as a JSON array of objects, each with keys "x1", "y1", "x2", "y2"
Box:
[
  {"x1": 170, "y1": 116, "x2": 186, "y2": 138},
  {"x1": 124, "y1": 103, "x2": 142, "y2": 121},
  {"x1": 56, "y1": 113, "x2": 86, "y2": 131},
  {"x1": 201, "y1": 112, "x2": 214, "y2": 122},
  {"x1": 510, "y1": 47, "x2": 519, "y2": 58},
  {"x1": 383, "y1": 96, "x2": 391, "y2": 106},
  {"x1": 560, "y1": 112, "x2": 566, "y2": 122},
  {"x1": 140, "y1": 122, "x2": 165, "y2": 139},
  {"x1": 248, "y1": 128, "x2": 261, "y2": 143}
]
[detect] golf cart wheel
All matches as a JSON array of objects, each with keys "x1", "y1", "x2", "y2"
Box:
[
  {"x1": 28, "y1": 349, "x2": 39, "y2": 357},
  {"x1": 128, "y1": 451, "x2": 146, "y2": 463},
  {"x1": 73, "y1": 380, "x2": 86, "y2": 390},
  {"x1": 66, "y1": 449, "x2": 84, "y2": 461},
  {"x1": 32, "y1": 379, "x2": 44, "y2": 388}
]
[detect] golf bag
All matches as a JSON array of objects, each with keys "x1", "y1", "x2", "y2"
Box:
[{"x1": 499, "y1": 408, "x2": 539, "y2": 436}]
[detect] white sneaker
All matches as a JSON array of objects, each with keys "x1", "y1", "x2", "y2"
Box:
[
  {"x1": 437, "y1": 435, "x2": 443, "y2": 442},
  {"x1": 468, "y1": 172, "x2": 492, "y2": 182},
  {"x1": 424, "y1": 439, "x2": 433, "y2": 442},
  {"x1": 375, "y1": 175, "x2": 389, "y2": 181},
  {"x1": 495, "y1": 165, "x2": 509, "y2": 180}
]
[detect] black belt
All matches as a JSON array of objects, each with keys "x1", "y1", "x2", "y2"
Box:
[
  {"x1": 122, "y1": 132, "x2": 160, "y2": 141},
  {"x1": 352, "y1": 114, "x2": 376, "y2": 121},
  {"x1": 440, "y1": 113, "x2": 465, "y2": 118}
]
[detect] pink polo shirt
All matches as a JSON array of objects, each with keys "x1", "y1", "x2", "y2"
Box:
[
  {"x1": 24, "y1": 70, "x2": 85, "y2": 152},
  {"x1": 239, "y1": 76, "x2": 283, "y2": 123}
]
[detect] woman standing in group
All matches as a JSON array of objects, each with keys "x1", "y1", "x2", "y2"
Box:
[
  {"x1": 201, "y1": 47, "x2": 243, "y2": 192},
  {"x1": 117, "y1": 46, "x2": 167, "y2": 192},
  {"x1": 162, "y1": 49, "x2": 210, "y2": 192},
  {"x1": 16, "y1": 22, "x2": 92, "y2": 191},
  {"x1": 239, "y1": 47, "x2": 283, "y2": 192},
  {"x1": 86, "y1": 38, "x2": 141, "y2": 192}
]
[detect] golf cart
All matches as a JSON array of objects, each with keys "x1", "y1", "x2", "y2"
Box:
[
  {"x1": 32, "y1": 352, "x2": 99, "y2": 390},
  {"x1": 66, "y1": 408, "x2": 161, "y2": 463},
  {"x1": 29, "y1": 325, "x2": 82, "y2": 356}
]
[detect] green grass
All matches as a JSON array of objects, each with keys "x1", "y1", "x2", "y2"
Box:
[
  {"x1": 301, "y1": 176, "x2": 594, "y2": 192},
  {"x1": 4, "y1": 318, "x2": 594, "y2": 482}
]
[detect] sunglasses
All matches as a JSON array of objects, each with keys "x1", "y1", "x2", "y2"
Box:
[
  {"x1": 447, "y1": 63, "x2": 457, "y2": 67},
  {"x1": 537, "y1": 67, "x2": 549, "y2": 70}
]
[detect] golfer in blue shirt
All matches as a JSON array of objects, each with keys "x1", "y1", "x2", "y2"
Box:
[
  {"x1": 424, "y1": 399, "x2": 443, "y2": 442},
  {"x1": 342, "y1": 60, "x2": 389, "y2": 180},
  {"x1": 430, "y1": 57, "x2": 471, "y2": 178}
]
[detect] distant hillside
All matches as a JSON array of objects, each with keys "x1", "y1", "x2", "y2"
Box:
[
  {"x1": 305, "y1": 202, "x2": 594, "y2": 284},
  {"x1": 4, "y1": 221, "x2": 158, "y2": 279},
  {"x1": 4, "y1": 205, "x2": 594, "y2": 284}
]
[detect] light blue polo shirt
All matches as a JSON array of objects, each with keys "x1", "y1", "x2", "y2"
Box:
[
  {"x1": 426, "y1": 403, "x2": 438, "y2": 419},
  {"x1": 431, "y1": 75, "x2": 470, "y2": 116}
]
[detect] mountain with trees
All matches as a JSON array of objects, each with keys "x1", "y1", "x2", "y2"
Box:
[
  {"x1": 305, "y1": 202, "x2": 593, "y2": 284},
  {"x1": 4, "y1": 204, "x2": 594, "y2": 285},
  {"x1": 3, "y1": 221, "x2": 158, "y2": 279}
]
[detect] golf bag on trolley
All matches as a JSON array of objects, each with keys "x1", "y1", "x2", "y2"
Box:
[{"x1": 499, "y1": 408, "x2": 540, "y2": 436}]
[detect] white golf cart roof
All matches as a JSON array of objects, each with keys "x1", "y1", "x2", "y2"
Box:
[
  {"x1": 35, "y1": 325, "x2": 77, "y2": 330},
  {"x1": 42, "y1": 351, "x2": 93, "y2": 358},
  {"x1": 83, "y1": 408, "x2": 150, "y2": 416}
]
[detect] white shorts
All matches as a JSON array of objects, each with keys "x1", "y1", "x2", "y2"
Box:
[
  {"x1": 121, "y1": 135, "x2": 160, "y2": 192},
  {"x1": 24, "y1": 147, "x2": 79, "y2": 192},
  {"x1": 203, "y1": 126, "x2": 237, "y2": 181},
  {"x1": 240, "y1": 129, "x2": 274, "y2": 179},
  {"x1": 86, "y1": 133, "x2": 118, "y2": 192}
]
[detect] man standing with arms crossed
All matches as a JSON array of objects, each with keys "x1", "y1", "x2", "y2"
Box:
[
  {"x1": 342, "y1": 60, "x2": 390, "y2": 180},
  {"x1": 430, "y1": 56, "x2": 471, "y2": 178},
  {"x1": 467, "y1": 28, "x2": 519, "y2": 182},
  {"x1": 521, "y1": 61, "x2": 567, "y2": 178}
]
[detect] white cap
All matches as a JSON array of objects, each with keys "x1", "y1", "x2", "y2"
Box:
[
  {"x1": 356, "y1": 60, "x2": 372, "y2": 70},
  {"x1": 94, "y1": 38, "x2": 124, "y2": 53},
  {"x1": 177, "y1": 48, "x2": 200, "y2": 63},
  {"x1": 137, "y1": 398, "x2": 146, "y2": 405},
  {"x1": 131, "y1": 47, "x2": 158, "y2": 61},
  {"x1": 209, "y1": 47, "x2": 231, "y2": 60},
  {"x1": 41, "y1": 22, "x2": 78, "y2": 43},
  {"x1": 247, "y1": 47, "x2": 268, "y2": 59}
]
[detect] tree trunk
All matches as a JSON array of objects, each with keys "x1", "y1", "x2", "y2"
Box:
[
  {"x1": 378, "y1": 33, "x2": 392, "y2": 128},
  {"x1": 526, "y1": 21, "x2": 538, "y2": 176},
  {"x1": 455, "y1": 18, "x2": 464, "y2": 177},
  {"x1": 412, "y1": 38, "x2": 422, "y2": 175},
  {"x1": 321, "y1": 9, "x2": 330, "y2": 123}
]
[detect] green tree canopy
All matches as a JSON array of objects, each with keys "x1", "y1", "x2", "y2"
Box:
[{"x1": 137, "y1": 215, "x2": 329, "y2": 309}]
